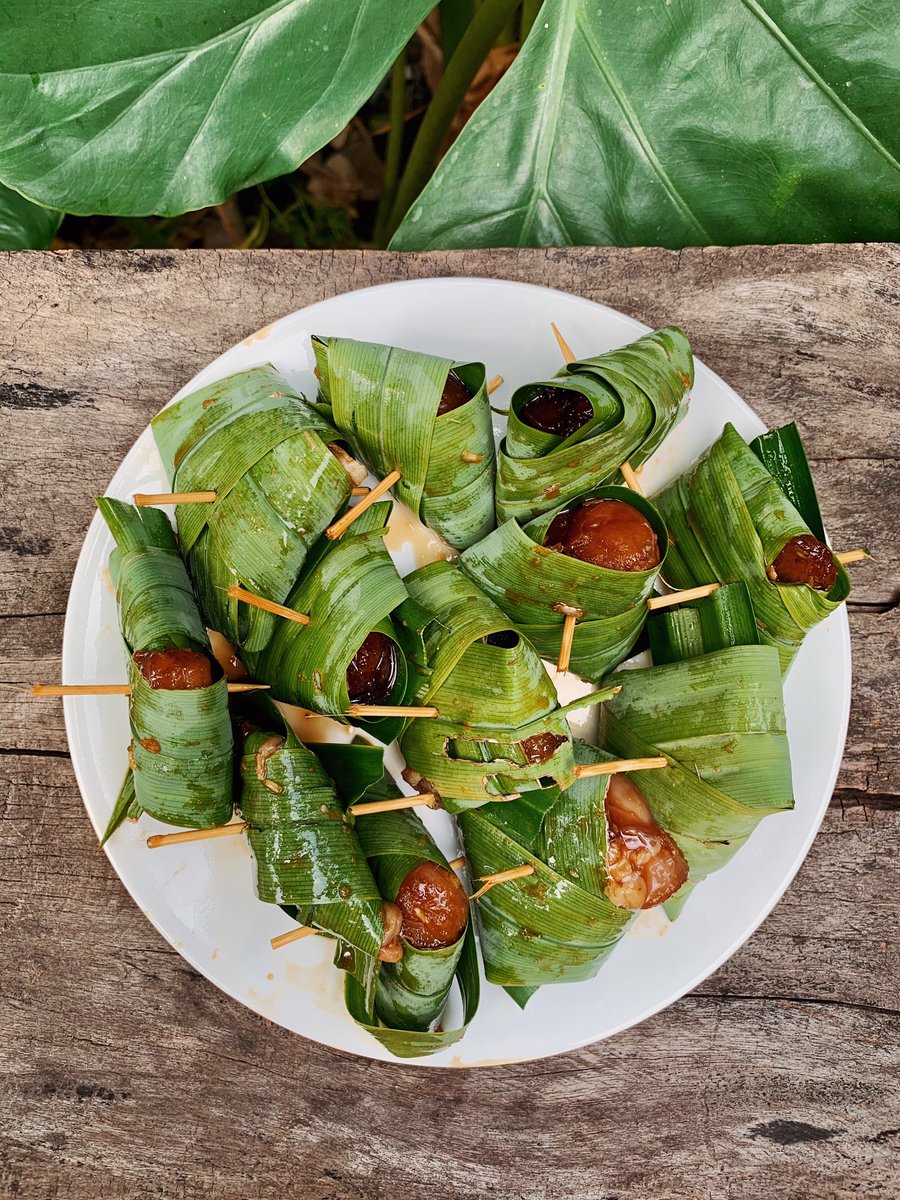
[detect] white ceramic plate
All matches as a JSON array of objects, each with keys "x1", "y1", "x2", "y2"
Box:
[{"x1": 63, "y1": 278, "x2": 850, "y2": 1067}]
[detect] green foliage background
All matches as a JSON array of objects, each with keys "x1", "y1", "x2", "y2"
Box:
[{"x1": 0, "y1": 0, "x2": 897, "y2": 251}]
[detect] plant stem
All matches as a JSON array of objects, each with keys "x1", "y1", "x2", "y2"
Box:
[
  {"x1": 440, "y1": 0, "x2": 476, "y2": 64},
  {"x1": 373, "y1": 49, "x2": 408, "y2": 247},
  {"x1": 386, "y1": 0, "x2": 521, "y2": 241},
  {"x1": 213, "y1": 196, "x2": 245, "y2": 246},
  {"x1": 520, "y1": 0, "x2": 543, "y2": 41}
]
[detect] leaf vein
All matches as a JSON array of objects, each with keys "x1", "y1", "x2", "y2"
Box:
[
  {"x1": 738, "y1": 0, "x2": 900, "y2": 174},
  {"x1": 575, "y1": 5, "x2": 713, "y2": 242}
]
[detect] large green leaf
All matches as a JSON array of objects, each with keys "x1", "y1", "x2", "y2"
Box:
[
  {"x1": 393, "y1": 0, "x2": 900, "y2": 249},
  {"x1": 0, "y1": 182, "x2": 60, "y2": 249},
  {"x1": 0, "y1": 1, "x2": 433, "y2": 217}
]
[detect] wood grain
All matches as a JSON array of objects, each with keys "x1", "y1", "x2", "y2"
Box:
[{"x1": 1, "y1": 247, "x2": 897, "y2": 1199}]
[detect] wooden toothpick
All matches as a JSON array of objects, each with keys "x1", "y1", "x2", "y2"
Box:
[
  {"x1": 347, "y1": 704, "x2": 439, "y2": 720},
  {"x1": 350, "y1": 486, "x2": 370, "y2": 497},
  {"x1": 469, "y1": 864, "x2": 535, "y2": 901},
  {"x1": 448, "y1": 856, "x2": 467, "y2": 871},
  {"x1": 551, "y1": 323, "x2": 576, "y2": 365},
  {"x1": 271, "y1": 926, "x2": 320, "y2": 951},
  {"x1": 227, "y1": 584, "x2": 310, "y2": 626},
  {"x1": 836, "y1": 549, "x2": 869, "y2": 566},
  {"x1": 647, "y1": 582, "x2": 721, "y2": 611},
  {"x1": 133, "y1": 491, "x2": 217, "y2": 507},
  {"x1": 348, "y1": 792, "x2": 438, "y2": 818},
  {"x1": 147, "y1": 823, "x2": 248, "y2": 849},
  {"x1": 325, "y1": 469, "x2": 402, "y2": 540},
  {"x1": 487, "y1": 375, "x2": 504, "y2": 395},
  {"x1": 553, "y1": 603, "x2": 583, "y2": 674},
  {"x1": 33, "y1": 682, "x2": 269, "y2": 697},
  {"x1": 619, "y1": 462, "x2": 644, "y2": 496},
  {"x1": 572, "y1": 757, "x2": 668, "y2": 779}
]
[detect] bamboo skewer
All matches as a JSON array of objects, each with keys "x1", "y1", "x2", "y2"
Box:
[
  {"x1": 326, "y1": 469, "x2": 402, "y2": 540},
  {"x1": 572, "y1": 756, "x2": 668, "y2": 779},
  {"x1": 551, "y1": 322, "x2": 576, "y2": 365},
  {"x1": 619, "y1": 462, "x2": 644, "y2": 496},
  {"x1": 552, "y1": 603, "x2": 583, "y2": 674},
  {"x1": 350, "y1": 486, "x2": 370, "y2": 497},
  {"x1": 348, "y1": 792, "x2": 438, "y2": 818},
  {"x1": 227, "y1": 584, "x2": 310, "y2": 626},
  {"x1": 347, "y1": 704, "x2": 439, "y2": 719},
  {"x1": 271, "y1": 926, "x2": 320, "y2": 951},
  {"x1": 133, "y1": 491, "x2": 216, "y2": 507},
  {"x1": 646, "y1": 582, "x2": 721, "y2": 611},
  {"x1": 469, "y1": 864, "x2": 535, "y2": 901},
  {"x1": 33, "y1": 682, "x2": 269, "y2": 697},
  {"x1": 147, "y1": 822, "x2": 248, "y2": 849},
  {"x1": 552, "y1": 321, "x2": 645, "y2": 491},
  {"x1": 836, "y1": 549, "x2": 869, "y2": 566},
  {"x1": 487, "y1": 375, "x2": 504, "y2": 395}
]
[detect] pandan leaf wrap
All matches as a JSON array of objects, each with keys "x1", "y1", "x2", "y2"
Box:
[
  {"x1": 460, "y1": 742, "x2": 633, "y2": 991},
  {"x1": 396, "y1": 561, "x2": 612, "y2": 829},
  {"x1": 355, "y1": 806, "x2": 467, "y2": 1033},
  {"x1": 496, "y1": 326, "x2": 693, "y2": 524},
  {"x1": 653, "y1": 422, "x2": 850, "y2": 672},
  {"x1": 460, "y1": 486, "x2": 668, "y2": 680},
  {"x1": 250, "y1": 503, "x2": 411, "y2": 741},
  {"x1": 239, "y1": 729, "x2": 385, "y2": 958},
  {"x1": 312, "y1": 335, "x2": 495, "y2": 549},
  {"x1": 151, "y1": 364, "x2": 351, "y2": 652},
  {"x1": 600, "y1": 643, "x2": 794, "y2": 917},
  {"x1": 98, "y1": 498, "x2": 232, "y2": 829}
]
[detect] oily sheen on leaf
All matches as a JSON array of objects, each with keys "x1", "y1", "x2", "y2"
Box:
[
  {"x1": 0, "y1": 0, "x2": 433, "y2": 216},
  {"x1": 393, "y1": 0, "x2": 900, "y2": 250}
]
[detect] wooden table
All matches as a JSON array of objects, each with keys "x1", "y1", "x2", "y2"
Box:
[{"x1": 1, "y1": 246, "x2": 897, "y2": 1199}]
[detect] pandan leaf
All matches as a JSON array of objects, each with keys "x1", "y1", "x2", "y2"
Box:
[
  {"x1": 495, "y1": 327, "x2": 692, "y2": 525},
  {"x1": 461, "y1": 485, "x2": 667, "y2": 680},
  {"x1": 312, "y1": 336, "x2": 495, "y2": 549},
  {"x1": 653, "y1": 422, "x2": 850, "y2": 671},
  {"x1": 151, "y1": 364, "x2": 350, "y2": 652},
  {"x1": 98, "y1": 497, "x2": 233, "y2": 829}
]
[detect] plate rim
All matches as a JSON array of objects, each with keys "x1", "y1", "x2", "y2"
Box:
[{"x1": 61, "y1": 274, "x2": 852, "y2": 1067}]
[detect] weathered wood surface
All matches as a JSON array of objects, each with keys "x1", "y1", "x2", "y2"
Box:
[{"x1": 1, "y1": 246, "x2": 897, "y2": 1199}]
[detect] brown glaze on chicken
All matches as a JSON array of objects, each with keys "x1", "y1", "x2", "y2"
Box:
[
  {"x1": 378, "y1": 901, "x2": 404, "y2": 962},
  {"x1": 437, "y1": 370, "x2": 471, "y2": 416},
  {"x1": 395, "y1": 862, "x2": 469, "y2": 949},
  {"x1": 346, "y1": 632, "x2": 399, "y2": 704},
  {"x1": 520, "y1": 731, "x2": 567, "y2": 765},
  {"x1": 133, "y1": 647, "x2": 214, "y2": 690},
  {"x1": 544, "y1": 498, "x2": 660, "y2": 572},
  {"x1": 768, "y1": 534, "x2": 838, "y2": 591},
  {"x1": 604, "y1": 772, "x2": 688, "y2": 910},
  {"x1": 519, "y1": 386, "x2": 593, "y2": 437}
]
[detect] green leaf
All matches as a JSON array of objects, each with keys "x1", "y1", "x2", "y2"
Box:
[
  {"x1": 0, "y1": 1, "x2": 434, "y2": 217},
  {"x1": 653, "y1": 423, "x2": 850, "y2": 672},
  {"x1": 392, "y1": 0, "x2": 900, "y2": 250},
  {"x1": 312, "y1": 337, "x2": 496, "y2": 550},
  {"x1": 0, "y1": 182, "x2": 61, "y2": 249},
  {"x1": 647, "y1": 581, "x2": 760, "y2": 665},
  {"x1": 99, "y1": 770, "x2": 141, "y2": 848},
  {"x1": 460, "y1": 486, "x2": 668, "y2": 680},
  {"x1": 97, "y1": 497, "x2": 234, "y2": 829},
  {"x1": 749, "y1": 423, "x2": 826, "y2": 543}
]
